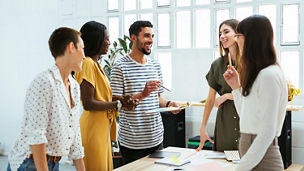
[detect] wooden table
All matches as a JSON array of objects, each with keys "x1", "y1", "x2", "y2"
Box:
[{"x1": 114, "y1": 147, "x2": 236, "y2": 171}]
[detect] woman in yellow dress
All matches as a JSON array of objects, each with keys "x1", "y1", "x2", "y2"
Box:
[{"x1": 75, "y1": 21, "x2": 137, "y2": 171}]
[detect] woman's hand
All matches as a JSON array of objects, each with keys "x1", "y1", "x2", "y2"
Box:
[
  {"x1": 214, "y1": 94, "x2": 228, "y2": 108},
  {"x1": 196, "y1": 127, "x2": 214, "y2": 151},
  {"x1": 121, "y1": 95, "x2": 139, "y2": 111},
  {"x1": 223, "y1": 66, "x2": 241, "y2": 90}
]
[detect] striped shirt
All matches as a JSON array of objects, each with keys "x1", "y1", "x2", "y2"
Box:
[{"x1": 110, "y1": 55, "x2": 164, "y2": 149}]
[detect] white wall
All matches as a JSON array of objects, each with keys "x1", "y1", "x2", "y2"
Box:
[
  {"x1": 0, "y1": 0, "x2": 108, "y2": 154},
  {"x1": 1, "y1": 0, "x2": 304, "y2": 165},
  {"x1": 0, "y1": 0, "x2": 59, "y2": 153}
]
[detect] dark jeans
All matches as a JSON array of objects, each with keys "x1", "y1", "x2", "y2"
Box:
[
  {"x1": 120, "y1": 143, "x2": 162, "y2": 165},
  {"x1": 7, "y1": 158, "x2": 59, "y2": 171}
]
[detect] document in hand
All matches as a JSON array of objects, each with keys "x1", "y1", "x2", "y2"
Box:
[{"x1": 155, "y1": 156, "x2": 191, "y2": 167}]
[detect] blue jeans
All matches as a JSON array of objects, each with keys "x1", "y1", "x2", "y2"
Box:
[{"x1": 7, "y1": 158, "x2": 59, "y2": 171}]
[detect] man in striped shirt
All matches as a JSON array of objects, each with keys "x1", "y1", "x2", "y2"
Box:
[{"x1": 110, "y1": 20, "x2": 180, "y2": 164}]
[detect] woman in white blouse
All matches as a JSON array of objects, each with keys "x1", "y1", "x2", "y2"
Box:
[
  {"x1": 7, "y1": 27, "x2": 86, "y2": 171},
  {"x1": 224, "y1": 15, "x2": 287, "y2": 170}
]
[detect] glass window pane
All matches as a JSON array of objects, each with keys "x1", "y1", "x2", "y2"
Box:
[
  {"x1": 140, "y1": 0, "x2": 152, "y2": 9},
  {"x1": 124, "y1": 14, "x2": 137, "y2": 36},
  {"x1": 236, "y1": 0, "x2": 252, "y2": 2},
  {"x1": 176, "y1": 0, "x2": 190, "y2": 7},
  {"x1": 108, "y1": 0, "x2": 118, "y2": 10},
  {"x1": 282, "y1": 4, "x2": 299, "y2": 44},
  {"x1": 157, "y1": 52, "x2": 172, "y2": 89},
  {"x1": 124, "y1": 0, "x2": 136, "y2": 11},
  {"x1": 140, "y1": 13, "x2": 153, "y2": 23},
  {"x1": 108, "y1": 17, "x2": 119, "y2": 47},
  {"x1": 280, "y1": 51, "x2": 299, "y2": 88},
  {"x1": 157, "y1": 0, "x2": 170, "y2": 7},
  {"x1": 176, "y1": 10, "x2": 191, "y2": 48},
  {"x1": 216, "y1": 9, "x2": 230, "y2": 46},
  {"x1": 216, "y1": 0, "x2": 229, "y2": 2},
  {"x1": 214, "y1": 51, "x2": 220, "y2": 60},
  {"x1": 158, "y1": 13, "x2": 170, "y2": 47},
  {"x1": 259, "y1": 5, "x2": 276, "y2": 44},
  {"x1": 196, "y1": 0, "x2": 210, "y2": 5},
  {"x1": 236, "y1": 6, "x2": 253, "y2": 21},
  {"x1": 195, "y1": 9, "x2": 210, "y2": 48}
]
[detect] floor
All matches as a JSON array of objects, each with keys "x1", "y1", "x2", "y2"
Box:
[{"x1": 0, "y1": 155, "x2": 76, "y2": 171}]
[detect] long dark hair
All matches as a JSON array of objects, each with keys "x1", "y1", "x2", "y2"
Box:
[
  {"x1": 237, "y1": 15, "x2": 277, "y2": 96},
  {"x1": 219, "y1": 19, "x2": 241, "y2": 71},
  {"x1": 80, "y1": 21, "x2": 107, "y2": 57}
]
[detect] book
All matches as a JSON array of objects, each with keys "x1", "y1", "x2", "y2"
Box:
[{"x1": 155, "y1": 156, "x2": 191, "y2": 167}]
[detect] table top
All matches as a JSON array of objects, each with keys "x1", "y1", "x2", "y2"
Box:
[{"x1": 114, "y1": 147, "x2": 237, "y2": 171}]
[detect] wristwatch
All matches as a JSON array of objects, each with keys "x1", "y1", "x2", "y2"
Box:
[{"x1": 116, "y1": 100, "x2": 122, "y2": 111}]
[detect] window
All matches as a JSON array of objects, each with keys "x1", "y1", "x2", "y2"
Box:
[
  {"x1": 176, "y1": 0, "x2": 191, "y2": 7},
  {"x1": 157, "y1": 52, "x2": 172, "y2": 89},
  {"x1": 124, "y1": 0, "x2": 136, "y2": 11},
  {"x1": 108, "y1": 17, "x2": 119, "y2": 46},
  {"x1": 214, "y1": 51, "x2": 220, "y2": 60},
  {"x1": 140, "y1": 13, "x2": 153, "y2": 23},
  {"x1": 196, "y1": 0, "x2": 210, "y2": 5},
  {"x1": 158, "y1": 13, "x2": 171, "y2": 47},
  {"x1": 236, "y1": 6, "x2": 253, "y2": 21},
  {"x1": 236, "y1": 0, "x2": 252, "y2": 2},
  {"x1": 106, "y1": 0, "x2": 303, "y2": 89},
  {"x1": 124, "y1": 14, "x2": 137, "y2": 36},
  {"x1": 195, "y1": 9, "x2": 210, "y2": 48},
  {"x1": 157, "y1": 0, "x2": 170, "y2": 7},
  {"x1": 176, "y1": 10, "x2": 191, "y2": 48},
  {"x1": 108, "y1": 0, "x2": 118, "y2": 11},
  {"x1": 140, "y1": 0, "x2": 153, "y2": 9},
  {"x1": 215, "y1": 0, "x2": 229, "y2": 2},
  {"x1": 280, "y1": 51, "x2": 299, "y2": 87},
  {"x1": 259, "y1": 5, "x2": 276, "y2": 43},
  {"x1": 281, "y1": 4, "x2": 299, "y2": 45},
  {"x1": 216, "y1": 9, "x2": 230, "y2": 46}
]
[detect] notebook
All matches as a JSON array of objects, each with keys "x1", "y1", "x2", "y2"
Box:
[{"x1": 155, "y1": 156, "x2": 191, "y2": 167}]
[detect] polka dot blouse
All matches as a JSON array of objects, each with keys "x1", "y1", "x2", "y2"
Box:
[{"x1": 8, "y1": 65, "x2": 84, "y2": 171}]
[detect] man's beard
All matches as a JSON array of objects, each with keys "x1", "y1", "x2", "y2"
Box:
[
  {"x1": 140, "y1": 48, "x2": 151, "y2": 55},
  {"x1": 136, "y1": 40, "x2": 151, "y2": 55}
]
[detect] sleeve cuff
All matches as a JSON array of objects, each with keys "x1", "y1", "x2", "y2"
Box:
[{"x1": 68, "y1": 146, "x2": 84, "y2": 160}]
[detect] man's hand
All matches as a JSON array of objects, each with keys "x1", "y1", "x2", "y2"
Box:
[
  {"x1": 142, "y1": 81, "x2": 160, "y2": 98},
  {"x1": 168, "y1": 101, "x2": 182, "y2": 114}
]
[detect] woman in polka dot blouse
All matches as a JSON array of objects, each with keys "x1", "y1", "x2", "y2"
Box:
[{"x1": 7, "y1": 27, "x2": 86, "y2": 171}]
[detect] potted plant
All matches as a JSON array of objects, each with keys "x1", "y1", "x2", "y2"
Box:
[
  {"x1": 102, "y1": 35, "x2": 132, "y2": 169},
  {"x1": 103, "y1": 35, "x2": 132, "y2": 79}
]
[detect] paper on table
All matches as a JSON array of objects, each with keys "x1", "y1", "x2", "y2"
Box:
[
  {"x1": 204, "y1": 152, "x2": 226, "y2": 159},
  {"x1": 193, "y1": 161, "x2": 228, "y2": 171},
  {"x1": 155, "y1": 156, "x2": 191, "y2": 167}
]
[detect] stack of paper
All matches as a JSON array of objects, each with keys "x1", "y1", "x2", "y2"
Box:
[{"x1": 155, "y1": 156, "x2": 191, "y2": 167}]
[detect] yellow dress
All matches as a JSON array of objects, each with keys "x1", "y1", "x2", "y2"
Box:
[{"x1": 75, "y1": 57, "x2": 117, "y2": 171}]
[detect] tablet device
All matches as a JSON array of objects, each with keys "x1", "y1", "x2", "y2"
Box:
[{"x1": 149, "y1": 151, "x2": 181, "y2": 158}]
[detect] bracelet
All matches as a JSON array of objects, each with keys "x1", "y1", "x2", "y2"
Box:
[{"x1": 166, "y1": 101, "x2": 171, "y2": 107}]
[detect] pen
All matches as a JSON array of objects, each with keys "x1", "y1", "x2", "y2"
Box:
[
  {"x1": 160, "y1": 84, "x2": 171, "y2": 92},
  {"x1": 228, "y1": 55, "x2": 232, "y2": 70}
]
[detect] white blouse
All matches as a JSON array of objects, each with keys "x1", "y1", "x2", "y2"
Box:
[
  {"x1": 232, "y1": 65, "x2": 288, "y2": 170},
  {"x1": 8, "y1": 65, "x2": 84, "y2": 171}
]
